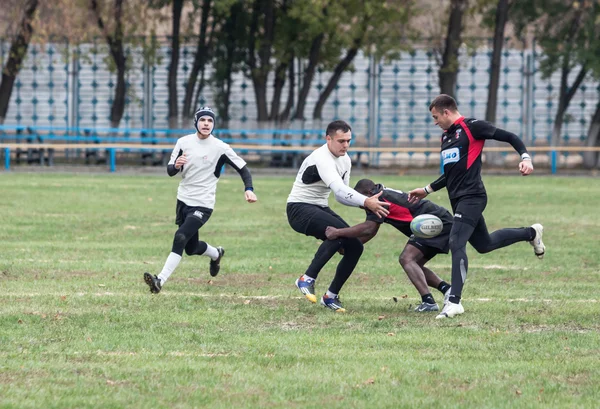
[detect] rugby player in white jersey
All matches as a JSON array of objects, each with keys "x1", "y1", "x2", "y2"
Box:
[
  {"x1": 286, "y1": 120, "x2": 389, "y2": 312},
  {"x1": 144, "y1": 107, "x2": 257, "y2": 293}
]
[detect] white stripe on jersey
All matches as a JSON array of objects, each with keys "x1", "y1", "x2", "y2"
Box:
[
  {"x1": 169, "y1": 133, "x2": 247, "y2": 209},
  {"x1": 287, "y1": 144, "x2": 352, "y2": 207}
]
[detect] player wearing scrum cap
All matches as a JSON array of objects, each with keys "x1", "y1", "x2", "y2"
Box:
[
  {"x1": 144, "y1": 107, "x2": 257, "y2": 294},
  {"x1": 287, "y1": 120, "x2": 390, "y2": 312}
]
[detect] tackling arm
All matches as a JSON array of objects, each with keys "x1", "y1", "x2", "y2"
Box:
[{"x1": 325, "y1": 221, "x2": 380, "y2": 244}]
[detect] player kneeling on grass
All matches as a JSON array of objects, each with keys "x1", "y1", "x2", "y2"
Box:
[
  {"x1": 144, "y1": 107, "x2": 257, "y2": 294},
  {"x1": 325, "y1": 179, "x2": 453, "y2": 312}
]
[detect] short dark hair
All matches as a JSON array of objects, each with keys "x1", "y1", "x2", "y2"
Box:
[
  {"x1": 326, "y1": 120, "x2": 352, "y2": 137},
  {"x1": 354, "y1": 178, "x2": 375, "y2": 196},
  {"x1": 429, "y1": 94, "x2": 458, "y2": 112}
]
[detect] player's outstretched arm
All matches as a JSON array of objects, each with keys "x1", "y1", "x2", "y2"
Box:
[
  {"x1": 325, "y1": 221, "x2": 380, "y2": 243},
  {"x1": 408, "y1": 174, "x2": 446, "y2": 203}
]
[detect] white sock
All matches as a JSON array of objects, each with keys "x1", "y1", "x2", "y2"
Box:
[
  {"x1": 326, "y1": 290, "x2": 338, "y2": 299},
  {"x1": 202, "y1": 244, "x2": 219, "y2": 260},
  {"x1": 157, "y1": 252, "x2": 182, "y2": 284},
  {"x1": 302, "y1": 274, "x2": 315, "y2": 282}
]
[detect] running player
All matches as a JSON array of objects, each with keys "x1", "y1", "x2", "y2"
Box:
[
  {"x1": 408, "y1": 94, "x2": 545, "y2": 319},
  {"x1": 287, "y1": 120, "x2": 389, "y2": 312},
  {"x1": 324, "y1": 178, "x2": 452, "y2": 312},
  {"x1": 144, "y1": 107, "x2": 258, "y2": 293}
]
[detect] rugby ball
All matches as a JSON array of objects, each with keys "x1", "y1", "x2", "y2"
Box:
[{"x1": 410, "y1": 214, "x2": 443, "y2": 238}]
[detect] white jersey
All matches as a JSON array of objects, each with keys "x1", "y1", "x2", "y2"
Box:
[
  {"x1": 168, "y1": 133, "x2": 247, "y2": 209},
  {"x1": 287, "y1": 144, "x2": 352, "y2": 207}
]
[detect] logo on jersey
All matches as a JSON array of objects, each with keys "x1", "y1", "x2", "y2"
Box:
[
  {"x1": 454, "y1": 213, "x2": 462, "y2": 219},
  {"x1": 455, "y1": 129, "x2": 461, "y2": 139},
  {"x1": 442, "y1": 147, "x2": 460, "y2": 165},
  {"x1": 192, "y1": 210, "x2": 204, "y2": 219}
]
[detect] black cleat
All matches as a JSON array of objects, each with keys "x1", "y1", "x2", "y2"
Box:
[
  {"x1": 144, "y1": 272, "x2": 162, "y2": 293},
  {"x1": 209, "y1": 247, "x2": 225, "y2": 277}
]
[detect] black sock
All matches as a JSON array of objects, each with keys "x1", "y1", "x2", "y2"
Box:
[
  {"x1": 449, "y1": 294, "x2": 461, "y2": 304},
  {"x1": 437, "y1": 281, "x2": 451, "y2": 294},
  {"x1": 421, "y1": 293, "x2": 435, "y2": 304},
  {"x1": 528, "y1": 227, "x2": 536, "y2": 241}
]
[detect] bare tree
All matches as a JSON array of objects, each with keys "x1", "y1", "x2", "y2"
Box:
[
  {"x1": 0, "y1": 0, "x2": 39, "y2": 124},
  {"x1": 90, "y1": 0, "x2": 127, "y2": 128},
  {"x1": 485, "y1": 0, "x2": 510, "y2": 123},
  {"x1": 168, "y1": 0, "x2": 185, "y2": 128},
  {"x1": 439, "y1": 0, "x2": 468, "y2": 97},
  {"x1": 182, "y1": 0, "x2": 213, "y2": 118}
]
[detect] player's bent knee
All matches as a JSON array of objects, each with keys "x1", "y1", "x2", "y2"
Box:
[
  {"x1": 399, "y1": 252, "x2": 412, "y2": 267},
  {"x1": 341, "y1": 237, "x2": 363, "y2": 255},
  {"x1": 448, "y1": 235, "x2": 465, "y2": 253},
  {"x1": 472, "y1": 244, "x2": 492, "y2": 254},
  {"x1": 174, "y1": 232, "x2": 188, "y2": 247}
]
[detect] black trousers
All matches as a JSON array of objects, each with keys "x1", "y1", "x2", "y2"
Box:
[
  {"x1": 447, "y1": 194, "x2": 533, "y2": 302},
  {"x1": 287, "y1": 203, "x2": 364, "y2": 294}
]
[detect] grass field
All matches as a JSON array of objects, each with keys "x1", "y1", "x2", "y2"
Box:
[{"x1": 1, "y1": 171, "x2": 599, "y2": 409}]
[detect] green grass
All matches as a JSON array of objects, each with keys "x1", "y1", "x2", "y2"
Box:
[{"x1": 1, "y1": 172, "x2": 599, "y2": 409}]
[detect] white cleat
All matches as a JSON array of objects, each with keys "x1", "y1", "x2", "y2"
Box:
[
  {"x1": 435, "y1": 302, "x2": 464, "y2": 319},
  {"x1": 529, "y1": 223, "x2": 545, "y2": 259}
]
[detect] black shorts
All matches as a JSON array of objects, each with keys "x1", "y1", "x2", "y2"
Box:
[
  {"x1": 286, "y1": 202, "x2": 349, "y2": 241},
  {"x1": 407, "y1": 219, "x2": 451, "y2": 260},
  {"x1": 450, "y1": 194, "x2": 487, "y2": 227},
  {"x1": 175, "y1": 200, "x2": 213, "y2": 226}
]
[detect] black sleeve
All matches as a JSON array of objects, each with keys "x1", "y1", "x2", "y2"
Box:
[
  {"x1": 365, "y1": 209, "x2": 385, "y2": 224},
  {"x1": 167, "y1": 149, "x2": 184, "y2": 177},
  {"x1": 167, "y1": 164, "x2": 180, "y2": 176},
  {"x1": 213, "y1": 155, "x2": 253, "y2": 191},
  {"x1": 236, "y1": 165, "x2": 254, "y2": 191},
  {"x1": 466, "y1": 119, "x2": 496, "y2": 140},
  {"x1": 430, "y1": 174, "x2": 447, "y2": 192},
  {"x1": 492, "y1": 128, "x2": 529, "y2": 156}
]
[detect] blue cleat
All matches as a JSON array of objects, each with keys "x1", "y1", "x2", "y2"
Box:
[
  {"x1": 295, "y1": 276, "x2": 317, "y2": 303},
  {"x1": 320, "y1": 294, "x2": 346, "y2": 312}
]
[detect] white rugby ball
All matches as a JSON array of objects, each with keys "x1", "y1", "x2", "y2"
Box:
[{"x1": 410, "y1": 214, "x2": 443, "y2": 238}]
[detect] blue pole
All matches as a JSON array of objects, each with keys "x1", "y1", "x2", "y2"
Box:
[
  {"x1": 109, "y1": 148, "x2": 116, "y2": 172},
  {"x1": 4, "y1": 147, "x2": 10, "y2": 170},
  {"x1": 551, "y1": 150, "x2": 557, "y2": 174}
]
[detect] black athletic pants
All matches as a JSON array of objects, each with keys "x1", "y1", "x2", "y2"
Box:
[
  {"x1": 172, "y1": 200, "x2": 213, "y2": 256},
  {"x1": 447, "y1": 194, "x2": 534, "y2": 302},
  {"x1": 287, "y1": 203, "x2": 364, "y2": 294}
]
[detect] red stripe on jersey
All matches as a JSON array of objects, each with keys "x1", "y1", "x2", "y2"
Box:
[
  {"x1": 460, "y1": 118, "x2": 485, "y2": 169},
  {"x1": 384, "y1": 199, "x2": 413, "y2": 222}
]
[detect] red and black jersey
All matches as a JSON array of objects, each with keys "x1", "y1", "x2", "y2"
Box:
[
  {"x1": 435, "y1": 116, "x2": 496, "y2": 199},
  {"x1": 365, "y1": 185, "x2": 453, "y2": 238}
]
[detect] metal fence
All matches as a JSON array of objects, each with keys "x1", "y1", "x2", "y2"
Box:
[{"x1": 1, "y1": 37, "x2": 598, "y2": 151}]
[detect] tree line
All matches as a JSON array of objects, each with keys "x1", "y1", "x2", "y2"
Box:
[{"x1": 0, "y1": 0, "x2": 599, "y2": 167}]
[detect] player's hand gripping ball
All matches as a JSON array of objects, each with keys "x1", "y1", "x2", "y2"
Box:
[{"x1": 410, "y1": 214, "x2": 443, "y2": 239}]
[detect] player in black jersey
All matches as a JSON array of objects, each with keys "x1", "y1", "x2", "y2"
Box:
[
  {"x1": 408, "y1": 94, "x2": 545, "y2": 319},
  {"x1": 324, "y1": 179, "x2": 452, "y2": 312}
]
